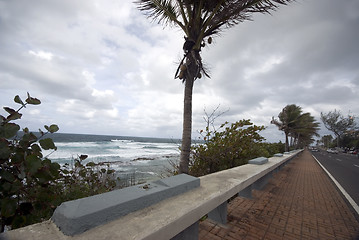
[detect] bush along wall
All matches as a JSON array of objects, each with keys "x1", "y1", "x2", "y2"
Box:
[{"x1": 0, "y1": 93, "x2": 118, "y2": 232}]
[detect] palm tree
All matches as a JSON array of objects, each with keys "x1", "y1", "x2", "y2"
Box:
[
  {"x1": 271, "y1": 104, "x2": 302, "y2": 151},
  {"x1": 136, "y1": 0, "x2": 292, "y2": 174},
  {"x1": 293, "y1": 113, "x2": 320, "y2": 148},
  {"x1": 272, "y1": 105, "x2": 320, "y2": 151}
]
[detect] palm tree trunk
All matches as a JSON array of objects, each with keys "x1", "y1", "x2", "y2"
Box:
[
  {"x1": 296, "y1": 133, "x2": 300, "y2": 149},
  {"x1": 285, "y1": 132, "x2": 289, "y2": 152},
  {"x1": 179, "y1": 73, "x2": 194, "y2": 174}
]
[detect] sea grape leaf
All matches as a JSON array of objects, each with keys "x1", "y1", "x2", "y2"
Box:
[
  {"x1": 39, "y1": 138, "x2": 56, "y2": 150},
  {"x1": 14, "y1": 95, "x2": 25, "y2": 107},
  {"x1": 1, "y1": 198, "x2": 17, "y2": 218},
  {"x1": 25, "y1": 155, "x2": 42, "y2": 175},
  {"x1": 0, "y1": 140, "x2": 11, "y2": 159},
  {"x1": 49, "y1": 162, "x2": 60, "y2": 177},
  {"x1": 38, "y1": 128, "x2": 44, "y2": 136},
  {"x1": 49, "y1": 124, "x2": 59, "y2": 133},
  {"x1": 34, "y1": 170, "x2": 52, "y2": 183},
  {"x1": 23, "y1": 127, "x2": 29, "y2": 134},
  {"x1": 11, "y1": 151, "x2": 24, "y2": 164},
  {"x1": 17, "y1": 169, "x2": 26, "y2": 180},
  {"x1": 27, "y1": 97, "x2": 41, "y2": 105},
  {"x1": 41, "y1": 158, "x2": 60, "y2": 178},
  {"x1": 0, "y1": 123, "x2": 20, "y2": 138},
  {"x1": 44, "y1": 124, "x2": 59, "y2": 133},
  {"x1": 0, "y1": 170, "x2": 15, "y2": 182},
  {"x1": 31, "y1": 143, "x2": 41, "y2": 153},
  {"x1": 21, "y1": 132, "x2": 38, "y2": 144},
  {"x1": 9, "y1": 180, "x2": 22, "y2": 194},
  {"x1": 25, "y1": 94, "x2": 41, "y2": 105},
  {"x1": 86, "y1": 161, "x2": 95, "y2": 167},
  {"x1": 42, "y1": 158, "x2": 51, "y2": 165},
  {"x1": 3, "y1": 107, "x2": 17, "y2": 115},
  {"x1": 79, "y1": 169, "x2": 86, "y2": 177},
  {"x1": 79, "y1": 155, "x2": 88, "y2": 161},
  {"x1": 74, "y1": 159, "x2": 81, "y2": 168},
  {"x1": 1, "y1": 182, "x2": 12, "y2": 192},
  {"x1": 6, "y1": 112, "x2": 22, "y2": 121}
]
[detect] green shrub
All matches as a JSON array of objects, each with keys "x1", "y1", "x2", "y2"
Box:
[
  {"x1": 0, "y1": 94, "x2": 118, "y2": 232},
  {"x1": 260, "y1": 141, "x2": 285, "y2": 157},
  {"x1": 190, "y1": 120, "x2": 286, "y2": 177},
  {"x1": 60, "y1": 155, "x2": 118, "y2": 200},
  {"x1": 190, "y1": 119, "x2": 267, "y2": 176}
]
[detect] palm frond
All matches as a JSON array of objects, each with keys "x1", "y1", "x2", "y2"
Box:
[
  {"x1": 204, "y1": 0, "x2": 293, "y2": 37},
  {"x1": 135, "y1": 0, "x2": 184, "y2": 29}
]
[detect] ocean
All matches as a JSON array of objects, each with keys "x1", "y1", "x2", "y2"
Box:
[{"x1": 43, "y1": 133, "x2": 182, "y2": 182}]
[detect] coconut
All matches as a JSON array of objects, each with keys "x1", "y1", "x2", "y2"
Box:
[
  {"x1": 180, "y1": 64, "x2": 187, "y2": 71},
  {"x1": 208, "y1": 37, "x2": 212, "y2": 44},
  {"x1": 178, "y1": 70, "x2": 184, "y2": 79}
]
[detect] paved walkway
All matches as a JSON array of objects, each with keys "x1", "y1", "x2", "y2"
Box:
[{"x1": 199, "y1": 150, "x2": 359, "y2": 239}]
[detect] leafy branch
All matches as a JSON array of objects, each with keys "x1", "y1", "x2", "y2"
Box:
[{"x1": 0, "y1": 94, "x2": 119, "y2": 232}]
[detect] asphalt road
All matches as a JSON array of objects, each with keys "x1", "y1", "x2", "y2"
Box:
[{"x1": 311, "y1": 150, "x2": 359, "y2": 207}]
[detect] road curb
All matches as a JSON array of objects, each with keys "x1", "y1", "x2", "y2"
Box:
[{"x1": 312, "y1": 154, "x2": 359, "y2": 216}]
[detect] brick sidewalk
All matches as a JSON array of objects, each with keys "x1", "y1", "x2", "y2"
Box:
[{"x1": 199, "y1": 150, "x2": 359, "y2": 239}]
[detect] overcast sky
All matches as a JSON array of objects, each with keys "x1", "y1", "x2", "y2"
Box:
[{"x1": 1, "y1": 0, "x2": 358, "y2": 142}]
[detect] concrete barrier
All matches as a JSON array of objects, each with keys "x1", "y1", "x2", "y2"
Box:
[
  {"x1": 52, "y1": 174, "x2": 200, "y2": 236},
  {"x1": 2, "y1": 150, "x2": 302, "y2": 240}
]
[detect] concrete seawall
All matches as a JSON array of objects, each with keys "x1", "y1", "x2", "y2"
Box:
[{"x1": 2, "y1": 150, "x2": 302, "y2": 240}]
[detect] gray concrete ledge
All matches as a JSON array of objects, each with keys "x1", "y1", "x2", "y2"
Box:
[{"x1": 52, "y1": 174, "x2": 200, "y2": 236}]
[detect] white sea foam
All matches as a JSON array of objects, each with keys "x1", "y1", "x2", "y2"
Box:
[{"x1": 43, "y1": 134, "x2": 180, "y2": 181}]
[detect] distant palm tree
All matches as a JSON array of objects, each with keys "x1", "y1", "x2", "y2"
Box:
[
  {"x1": 271, "y1": 104, "x2": 302, "y2": 151},
  {"x1": 136, "y1": 0, "x2": 292, "y2": 173},
  {"x1": 271, "y1": 104, "x2": 320, "y2": 151},
  {"x1": 293, "y1": 113, "x2": 320, "y2": 148}
]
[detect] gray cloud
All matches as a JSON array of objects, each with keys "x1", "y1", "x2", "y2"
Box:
[{"x1": 0, "y1": 0, "x2": 358, "y2": 142}]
